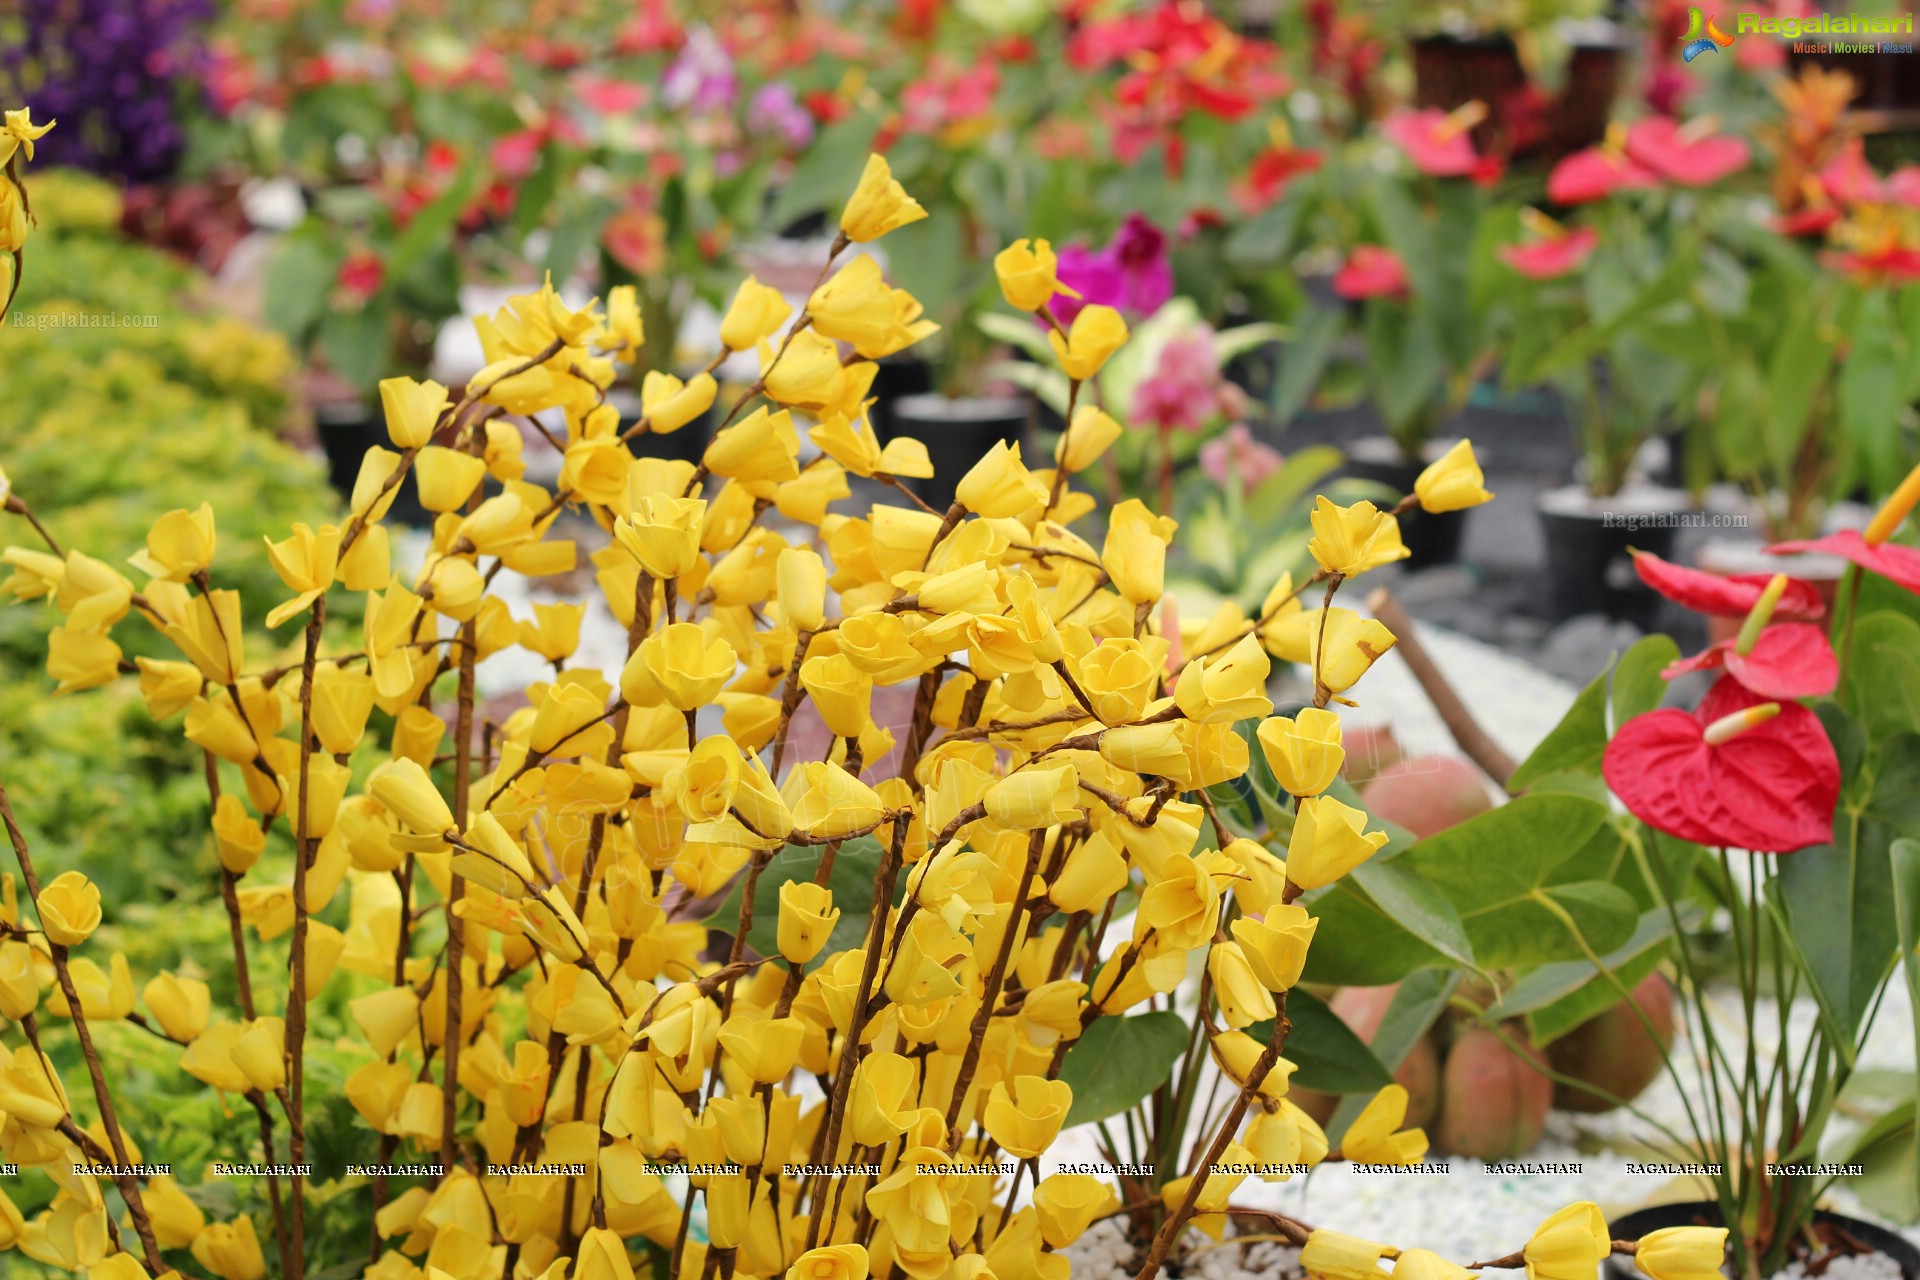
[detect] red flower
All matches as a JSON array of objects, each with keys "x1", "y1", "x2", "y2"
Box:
[
  {"x1": 1663, "y1": 623, "x2": 1838, "y2": 699},
  {"x1": 1236, "y1": 142, "x2": 1322, "y2": 213},
  {"x1": 1771, "y1": 203, "x2": 1841, "y2": 238},
  {"x1": 1603, "y1": 677, "x2": 1840, "y2": 853},
  {"x1": 1632, "y1": 550, "x2": 1826, "y2": 620},
  {"x1": 1624, "y1": 117, "x2": 1750, "y2": 186},
  {"x1": 1499, "y1": 226, "x2": 1599, "y2": 280},
  {"x1": 336, "y1": 251, "x2": 384, "y2": 304},
  {"x1": 1771, "y1": 528, "x2": 1920, "y2": 593},
  {"x1": 1822, "y1": 245, "x2": 1920, "y2": 286},
  {"x1": 1333, "y1": 246, "x2": 1409, "y2": 300},
  {"x1": 1381, "y1": 106, "x2": 1482, "y2": 178},
  {"x1": 1547, "y1": 145, "x2": 1658, "y2": 205}
]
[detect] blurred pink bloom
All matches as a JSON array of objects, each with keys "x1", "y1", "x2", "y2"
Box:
[
  {"x1": 1499, "y1": 227, "x2": 1599, "y2": 280},
  {"x1": 1133, "y1": 329, "x2": 1223, "y2": 432},
  {"x1": 1819, "y1": 137, "x2": 1885, "y2": 205},
  {"x1": 1548, "y1": 146, "x2": 1658, "y2": 204},
  {"x1": 1889, "y1": 167, "x2": 1920, "y2": 210},
  {"x1": 1201, "y1": 424, "x2": 1283, "y2": 496},
  {"x1": 1333, "y1": 245, "x2": 1409, "y2": 300},
  {"x1": 1382, "y1": 107, "x2": 1481, "y2": 177},
  {"x1": 1625, "y1": 117, "x2": 1749, "y2": 186}
]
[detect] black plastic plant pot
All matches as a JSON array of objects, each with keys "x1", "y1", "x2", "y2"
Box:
[
  {"x1": 1536, "y1": 485, "x2": 1685, "y2": 627},
  {"x1": 1343, "y1": 437, "x2": 1470, "y2": 570},
  {"x1": 868, "y1": 353, "x2": 934, "y2": 443},
  {"x1": 888, "y1": 392, "x2": 1031, "y2": 511},
  {"x1": 314, "y1": 400, "x2": 432, "y2": 527},
  {"x1": 1604, "y1": 1202, "x2": 1920, "y2": 1280}
]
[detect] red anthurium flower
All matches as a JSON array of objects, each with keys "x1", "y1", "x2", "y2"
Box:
[
  {"x1": 1822, "y1": 245, "x2": 1920, "y2": 287},
  {"x1": 1772, "y1": 460, "x2": 1920, "y2": 592},
  {"x1": 1632, "y1": 550, "x2": 1826, "y2": 620},
  {"x1": 1547, "y1": 143, "x2": 1658, "y2": 205},
  {"x1": 1333, "y1": 245, "x2": 1409, "y2": 300},
  {"x1": 1603, "y1": 677, "x2": 1840, "y2": 853},
  {"x1": 1499, "y1": 225, "x2": 1599, "y2": 280},
  {"x1": 1625, "y1": 117, "x2": 1750, "y2": 186},
  {"x1": 1663, "y1": 623, "x2": 1838, "y2": 699},
  {"x1": 1771, "y1": 201, "x2": 1841, "y2": 238},
  {"x1": 1382, "y1": 104, "x2": 1485, "y2": 178}
]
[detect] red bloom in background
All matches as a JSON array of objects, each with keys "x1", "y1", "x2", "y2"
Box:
[
  {"x1": 1333, "y1": 246, "x2": 1409, "y2": 300},
  {"x1": 1888, "y1": 167, "x2": 1920, "y2": 209},
  {"x1": 1819, "y1": 137, "x2": 1886, "y2": 205},
  {"x1": 1381, "y1": 106, "x2": 1486, "y2": 179},
  {"x1": 336, "y1": 251, "x2": 384, "y2": 304},
  {"x1": 1603, "y1": 677, "x2": 1840, "y2": 853},
  {"x1": 1823, "y1": 244, "x2": 1920, "y2": 286},
  {"x1": 1632, "y1": 550, "x2": 1827, "y2": 620},
  {"x1": 1236, "y1": 137, "x2": 1322, "y2": 213},
  {"x1": 1548, "y1": 144, "x2": 1658, "y2": 205},
  {"x1": 1773, "y1": 528, "x2": 1920, "y2": 592},
  {"x1": 1772, "y1": 201, "x2": 1841, "y2": 238},
  {"x1": 1625, "y1": 117, "x2": 1750, "y2": 186},
  {"x1": 1499, "y1": 226, "x2": 1599, "y2": 280}
]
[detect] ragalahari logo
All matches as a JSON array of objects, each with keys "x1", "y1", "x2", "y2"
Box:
[{"x1": 1680, "y1": 7, "x2": 1738, "y2": 59}]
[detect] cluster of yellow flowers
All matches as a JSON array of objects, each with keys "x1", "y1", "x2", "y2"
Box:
[
  {"x1": 0, "y1": 128, "x2": 1723, "y2": 1280},
  {"x1": 1, "y1": 108, "x2": 56, "y2": 322}
]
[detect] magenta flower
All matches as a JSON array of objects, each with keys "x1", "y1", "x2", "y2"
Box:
[
  {"x1": 1333, "y1": 245, "x2": 1409, "y2": 300},
  {"x1": 1133, "y1": 329, "x2": 1224, "y2": 433},
  {"x1": 1547, "y1": 146, "x2": 1658, "y2": 205},
  {"x1": 1819, "y1": 137, "x2": 1885, "y2": 206},
  {"x1": 1381, "y1": 106, "x2": 1483, "y2": 178},
  {"x1": 1053, "y1": 214, "x2": 1174, "y2": 324}
]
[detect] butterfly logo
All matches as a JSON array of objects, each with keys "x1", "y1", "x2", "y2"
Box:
[{"x1": 1680, "y1": 6, "x2": 1738, "y2": 60}]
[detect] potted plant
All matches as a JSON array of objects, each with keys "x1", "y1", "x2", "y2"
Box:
[{"x1": 1497, "y1": 475, "x2": 1920, "y2": 1280}]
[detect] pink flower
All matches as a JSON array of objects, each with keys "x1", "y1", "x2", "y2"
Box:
[
  {"x1": 1132, "y1": 330, "x2": 1224, "y2": 433},
  {"x1": 1547, "y1": 145, "x2": 1658, "y2": 205},
  {"x1": 1200, "y1": 424, "x2": 1283, "y2": 496},
  {"x1": 1822, "y1": 245, "x2": 1920, "y2": 286},
  {"x1": 336, "y1": 251, "x2": 384, "y2": 304},
  {"x1": 1499, "y1": 226, "x2": 1599, "y2": 280},
  {"x1": 1886, "y1": 166, "x2": 1920, "y2": 209},
  {"x1": 1333, "y1": 245, "x2": 1409, "y2": 300},
  {"x1": 1625, "y1": 117, "x2": 1750, "y2": 186},
  {"x1": 1381, "y1": 107, "x2": 1484, "y2": 178},
  {"x1": 1819, "y1": 137, "x2": 1885, "y2": 206}
]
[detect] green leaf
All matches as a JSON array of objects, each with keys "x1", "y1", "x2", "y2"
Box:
[
  {"x1": 1268, "y1": 304, "x2": 1344, "y2": 428},
  {"x1": 1764, "y1": 300, "x2": 1836, "y2": 479},
  {"x1": 1493, "y1": 908, "x2": 1674, "y2": 1045},
  {"x1": 318, "y1": 302, "x2": 393, "y2": 393},
  {"x1": 263, "y1": 236, "x2": 341, "y2": 340},
  {"x1": 974, "y1": 310, "x2": 1056, "y2": 366},
  {"x1": 1060, "y1": 1012, "x2": 1190, "y2": 1126},
  {"x1": 702, "y1": 837, "x2": 886, "y2": 969},
  {"x1": 1507, "y1": 635, "x2": 1676, "y2": 792},
  {"x1": 1249, "y1": 988, "x2": 1392, "y2": 1095},
  {"x1": 1347, "y1": 857, "x2": 1475, "y2": 970},
  {"x1": 1841, "y1": 612, "x2": 1920, "y2": 740},
  {"x1": 1841, "y1": 1099, "x2": 1919, "y2": 1226},
  {"x1": 1397, "y1": 795, "x2": 1635, "y2": 969},
  {"x1": 1888, "y1": 836, "x2": 1920, "y2": 1209},
  {"x1": 1608, "y1": 635, "x2": 1680, "y2": 729}
]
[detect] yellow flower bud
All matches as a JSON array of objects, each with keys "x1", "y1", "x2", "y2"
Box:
[
  {"x1": 133, "y1": 656, "x2": 201, "y2": 719},
  {"x1": 1342, "y1": 1082, "x2": 1429, "y2": 1167},
  {"x1": 995, "y1": 238, "x2": 1078, "y2": 312},
  {"x1": 129, "y1": 503, "x2": 217, "y2": 581},
  {"x1": 1257, "y1": 708, "x2": 1345, "y2": 797},
  {"x1": 211, "y1": 792, "x2": 267, "y2": 874},
  {"x1": 705, "y1": 406, "x2": 802, "y2": 486},
  {"x1": 144, "y1": 1173, "x2": 206, "y2": 1250},
  {"x1": 349, "y1": 446, "x2": 404, "y2": 523},
  {"x1": 560, "y1": 436, "x2": 630, "y2": 507},
  {"x1": 367, "y1": 758, "x2": 455, "y2": 838},
  {"x1": 1286, "y1": 795, "x2": 1388, "y2": 890},
  {"x1": 791, "y1": 762, "x2": 884, "y2": 839},
  {"x1": 1308, "y1": 496, "x2": 1409, "y2": 578},
  {"x1": 800, "y1": 653, "x2": 873, "y2": 739},
  {"x1": 1032, "y1": 1173, "x2": 1119, "y2": 1248},
  {"x1": 786, "y1": 1243, "x2": 870, "y2": 1280},
  {"x1": 230, "y1": 1016, "x2": 287, "y2": 1092},
  {"x1": 956, "y1": 440, "x2": 1047, "y2": 518},
  {"x1": 1230, "y1": 905, "x2": 1317, "y2": 991},
  {"x1": 982, "y1": 1075, "x2": 1073, "y2": 1158},
  {"x1": 37, "y1": 870, "x2": 100, "y2": 946},
  {"x1": 1302, "y1": 1230, "x2": 1391, "y2": 1280},
  {"x1": 1415, "y1": 440, "x2": 1493, "y2": 513},
  {"x1": 1057, "y1": 404, "x2": 1124, "y2": 473},
  {"x1": 1048, "y1": 831, "x2": 1128, "y2": 914},
  {"x1": 621, "y1": 622, "x2": 737, "y2": 712},
  {"x1": 350, "y1": 985, "x2": 421, "y2": 1057},
  {"x1": 1524, "y1": 1203, "x2": 1611, "y2": 1280},
  {"x1": 839, "y1": 153, "x2": 927, "y2": 243},
  {"x1": 379, "y1": 375, "x2": 450, "y2": 449},
  {"x1": 1174, "y1": 632, "x2": 1273, "y2": 724},
  {"x1": 1208, "y1": 940, "x2": 1278, "y2": 1028},
  {"x1": 1135, "y1": 854, "x2": 1219, "y2": 949},
  {"x1": 775, "y1": 547, "x2": 828, "y2": 633},
  {"x1": 717, "y1": 1015, "x2": 805, "y2": 1084},
  {"x1": 777, "y1": 880, "x2": 839, "y2": 965},
  {"x1": 983, "y1": 763, "x2": 1080, "y2": 830},
  {"x1": 1047, "y1": 303, "x2": 1128, "y2": 380},
  {"x1": 45, "y1": 625, "x2": 121, "y2": 695},
  {"x1": 1633, "y1": 1227, "x2": 1729, "y2": 1280},
  {"x1": 615, "y1": 495, "x2": 707, "y2": 579},
  {"x1": 641, "y1": 370, "x2": 718, "y2": 436},
  {"x1": 720, "y1": 275, "x2": 794, "y2": 352},
  {"x1": 0, "y1": 942, "x2": 39, "y2": 1019},
  {"x1": 192, "y1": 1215, "x2": 268, "y2": 1280},
  {"x1": 1102, "y1": 499, "x2": 1176, "y2": 605},
  {"x1": 143, "y1": 971, "x2": 211, "y2": 1041}
]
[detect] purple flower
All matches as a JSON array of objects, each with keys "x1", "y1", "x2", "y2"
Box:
[
  {"x1": 662, "y1": 26, "x2": 736, "y2": 114},
  {"x1": 748, "y1": 82, "x2": 815, "y2": 149},
  {"x1": 1052, "y1": 212, "x2": 1174, "y2": 324}
]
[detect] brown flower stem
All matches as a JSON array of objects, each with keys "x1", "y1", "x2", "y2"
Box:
[
  {"x1": 281, "y1": 593, "x2": 325, "y2": 1280},
  {"x1": 769, "y1": 628, "x2": 814, "y2": 779},
  {"x1": 1131, "y1": 990, "x2": 1293, "y2": 1280},
  {"x1": 804, "y1": 819, "x2": 908, "y2": 1251},
  {"x1": 1048, "y1": 378, "x2": 1083, "y2": 512},
  {"x1": 0, "y1": 782, "x2": 166, "y2": 1275},
  {"x1": 1467, "y1": 1242, "x2": 1639, "y2": 1270},
  {"x1": 3, "y1": 495, "x2": 64, "y2": 557},
  {"x1": 1311, "y1": 572, "x2": 1345, "y2": 708},
  {"x1": 442, "y1": 612, "x2": 478, "y2": 1175},
  {"x1": 1364, "y1": 588, "x2": 1516, "y2": 786},
  {"x1": 943, "y1": 828, "x2": 1047, "y2": 1145}
]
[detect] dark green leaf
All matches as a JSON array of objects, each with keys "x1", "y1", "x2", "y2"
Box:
[
  {"x1": 703, "y1": 837, "x2": 886, "y2": 970},
  {"x1": 1249, "y1": 988, "x2": 1391, "y2": 1094},
  {"x1": 1060, "y1": 1012, "x2": 1190, "y2": 1126}
]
